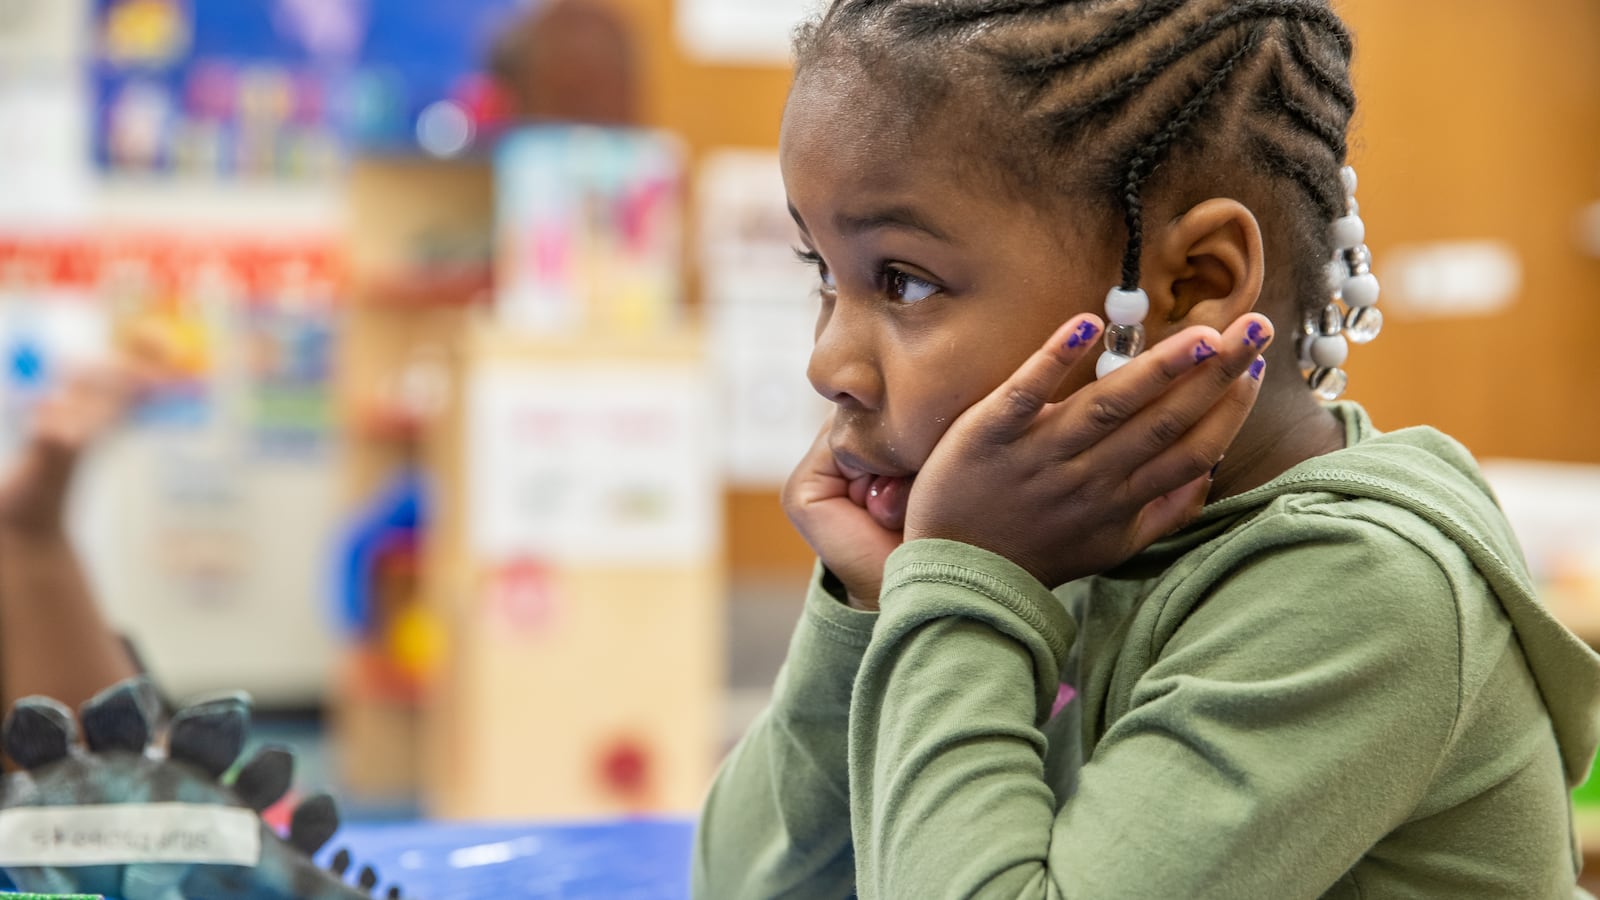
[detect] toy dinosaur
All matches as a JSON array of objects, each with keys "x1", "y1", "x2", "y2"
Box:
[{"x1": 0, "y1": 678, "x2": 404, "y2": 900}]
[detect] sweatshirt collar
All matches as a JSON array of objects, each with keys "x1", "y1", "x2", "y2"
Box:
[{"x1": 1104, "y1": 403, "x2": 1372, "y2": 580}]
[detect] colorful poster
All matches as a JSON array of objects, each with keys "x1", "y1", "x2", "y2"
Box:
[
  {"x1": 468, "y1": 363, "x2": 717, "y2": 566},
  {"x1": 495, "y1": 127, "x2": 685, "y2": 337},
  {"x1": 242, "y1": 262, "x2": 336, "y2": 453},
  {"x1": 91, "y1": 0, "x2": 523, "y2": 179},
  {"x1": 0, "y1": 235, "x2": 340, "y2": 440}
]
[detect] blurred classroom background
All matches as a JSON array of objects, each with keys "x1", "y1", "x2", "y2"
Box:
[{"x1": 0, "y1": 0, "x2": 1597, "y2": 861}]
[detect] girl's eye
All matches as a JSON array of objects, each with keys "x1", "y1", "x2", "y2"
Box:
[
  {"x1": 887, "y1": 268, "x2": 938, "y2": 304},
  {"x1": 794, "y1": 247, "x2": 837, "y2": 296}
]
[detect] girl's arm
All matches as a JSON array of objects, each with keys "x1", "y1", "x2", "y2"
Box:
[
  {"x1": 849, "y1": 529, "x2": 1461, "y2": 899},
  {"x1": 691, "y1": 566, "x2": 875, "y2": 900},
  {"x1": 695, "y1": 410, "x2": 905, "y2": 898}
]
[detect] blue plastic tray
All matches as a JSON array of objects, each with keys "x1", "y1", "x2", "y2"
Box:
[
  {"x1": 1, "y1": 818, "x2": 695, "y2": 900},
  {"x1": 330, "y1": 819, "x2": 694, "y2": 899}
]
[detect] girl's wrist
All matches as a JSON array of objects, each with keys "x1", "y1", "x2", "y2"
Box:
[
  {"x1": 820, "y1": 566, "x2": 882, "y2": 612},
  {"x1": 845, "y1": 593, "x2": 880, "y2": 612}
]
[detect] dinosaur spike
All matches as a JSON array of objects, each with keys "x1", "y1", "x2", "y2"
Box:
[
  {"x1": 2, "y1": 696, "x2": 77, "y2": 769},
  {"x1": 288, "y1": 792, "x2": 341, "y2": 856},
  {"x1": 80, "y1": 677, "x2": 157, "y2": 754},
  {"x1": 233, "y1": 745, "x2": 295, "y2": 812},
  {"x1": 330, "y1": 847, "x2": 352, "y2": 877},
  {"x1": 387, "y1": 887, "x2": 402, "y2": 899},
  {"x1": 167, "y1": 695, "x2": 250, "y2": 779},
  {"x1": 358, "y1": 865, "x2": 379, "y2": 891}
]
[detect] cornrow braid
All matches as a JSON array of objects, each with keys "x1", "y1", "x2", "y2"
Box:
[
  {"x1": 995, "y1": 0, "x2": 1191, "y2": 82},
  {"x1": 1026, "y1": 0, "x2": 1350, "y2": 136},
  {"x1": 798, "y1": 0, "x2": 1357, "y2": 318},
  {"x1": 895, "y1": 0, "x2": 1077, "y2": 40},
  {"x1": 1119, "y1": 24, "x2": 1265, "y2": 289},
  {"x1": 1260, "y1": 65, "x2": 1349, "y2": 160},
  {"x1": 1283, "y1": 21, "x2": 1357, "y2": 112},
  {"x1": 1252, "y1": 133, "x2": 1345, "y2": 223}
]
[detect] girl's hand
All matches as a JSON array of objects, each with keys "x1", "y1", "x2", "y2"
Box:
[
  {"x1": 0, "y1": 333, "x2": 173, "y2": 537},
  {"x1": 904, "y1": 313, "x2": 1271, "y2": 588},
  {"x1": 783, "y1": 422, "x2": 904, "y2": 610}
]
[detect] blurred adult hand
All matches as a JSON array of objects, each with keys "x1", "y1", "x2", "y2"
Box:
[{"x1": 0, "y1": 326, "x2": 176, "y2": 536}]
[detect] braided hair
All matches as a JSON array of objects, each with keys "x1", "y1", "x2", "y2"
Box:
[{"x1": 794, "y1": 0, "x2": 1356, "y2": 316}]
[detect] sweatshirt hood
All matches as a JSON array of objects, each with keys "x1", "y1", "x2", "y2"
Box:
[{"x1": 1154, "y1": 403, "x2": 1600, "y2": 787}]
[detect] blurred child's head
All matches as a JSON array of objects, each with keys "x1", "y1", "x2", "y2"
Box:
[{"x1": 781, "y1": 0, "x2": 1355, "y2": 483}]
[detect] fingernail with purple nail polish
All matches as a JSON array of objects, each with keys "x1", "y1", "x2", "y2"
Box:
[
  {"x1": 1249, "y1": 357, "x2": 1266, "y2": 381},
  {"x1": 1066, "y1": 320, "x2": 1100, "y2": 350},
  {"x1": 1244, "y1": 322, "x2": 1273, "y2": 350},
  {"x1": 1194, "y1": 340, "x2": 1218, "y2": 364}
]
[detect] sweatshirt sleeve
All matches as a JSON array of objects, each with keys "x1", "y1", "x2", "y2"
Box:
[
  {"x1": 849, "y1": 528, "x2": 1461, "y2": 900},
  {"x1": 692, "y1": 562, "x2": 878, "y2": 900}
]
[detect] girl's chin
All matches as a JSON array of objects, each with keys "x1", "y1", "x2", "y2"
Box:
[{"x1": 866, "y1": 474, "x2": 913, "y2": 533}]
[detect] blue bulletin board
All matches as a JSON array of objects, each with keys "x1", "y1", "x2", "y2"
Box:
[{"x1": 92, "y1": 0, "x2": 528, "y2": 179}]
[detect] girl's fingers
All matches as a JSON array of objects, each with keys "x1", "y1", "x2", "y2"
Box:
[
  {"x1": 1130, "y1": 473, "x2": 1213, "y2": 549},
  {"x1": 976, "y1": 315, "x2": 1104, "y2": 442},
  {"x1": 1045, "y1": 319, "x2": 1246, "y2": 459},
  {"x1": 1088, "y1": 314, "x2": 1270, "y2": 473},
  {"x1": 1124, "y1": 358, "x2": 1263, "y2": 504}
]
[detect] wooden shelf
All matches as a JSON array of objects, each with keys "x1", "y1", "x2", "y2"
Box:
[
  {"x1": 354, "y1": 403, "x2": 428, "y2": 444},
  {"x1": 351, "y1": 265, "x2": 493, "y2": 310}
]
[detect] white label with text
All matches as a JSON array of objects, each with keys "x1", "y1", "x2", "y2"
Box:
[{"x1": 0, "y1": 803, "x2": 262, "y2": 867}]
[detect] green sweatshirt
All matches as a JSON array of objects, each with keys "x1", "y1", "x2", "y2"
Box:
[{"x1": 694, "y1": 403, "x2": 1600, "y2": 899}]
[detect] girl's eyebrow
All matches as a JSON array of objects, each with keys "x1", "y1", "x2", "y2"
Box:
[
  {"x1": 788, "y1": 202, "x2": 952, "y2": 244},
  {"x1": 834, "y1": 205, "x2": 951, "y2": 243},
  {"x1": 788, "y1": 203, "x2": 811, "y2": 235}
]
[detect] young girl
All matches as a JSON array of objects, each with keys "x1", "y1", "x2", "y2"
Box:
[{"x1": 694, "y1": 0, "x2": 1600, "y2": 897}]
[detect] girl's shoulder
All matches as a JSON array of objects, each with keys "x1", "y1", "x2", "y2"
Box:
[
  {"x1": 1117, "y1": 410, "x2": 1600, "y2": 793},
  {"x1": 1178, "y1": 402, "x2": 1525, "y2": 603}
]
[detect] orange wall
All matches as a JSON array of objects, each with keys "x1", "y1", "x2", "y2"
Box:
[
  {"x1": 1342, "y1": 0, "x2": 1600, "y2": 462},
  {"x1": 608, "y1": 0, "x2": 793, "y2": 153}
]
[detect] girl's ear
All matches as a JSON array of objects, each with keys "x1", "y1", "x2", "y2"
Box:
[{"x1": 1145, "y1": 198, "x2": 1265, "y2": 329}]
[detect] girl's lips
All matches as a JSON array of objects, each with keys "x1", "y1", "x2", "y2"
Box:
[
  {"x1": 832, "y1": 447, "x2": 915, "y2": 482},
  {"x1": 865, "y1": 474, "x2": 913, "y2": 533},
  {"x1": 832, "y1": 447, "x2": 917, "y2": 531}
]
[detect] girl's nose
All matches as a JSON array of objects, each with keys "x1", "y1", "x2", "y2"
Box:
[{"x1": 807, "y1": 304, "x2": 883, "y2": 411}]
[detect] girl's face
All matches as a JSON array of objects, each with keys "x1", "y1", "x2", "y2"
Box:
[{"x1": 780, "y1": 63, "x2": 1116, "y2": 498}]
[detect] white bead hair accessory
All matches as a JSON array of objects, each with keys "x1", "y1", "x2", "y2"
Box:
[
  {"x1": 1097, "y1": 287, "x2": 1149, "y2": 380},
  {"x1": 1331, "y1": 214, "x2": 1365, "y2": 250},
  {"x1": 1304, "y1": 165, "x2": 1383, "y2": 401}
]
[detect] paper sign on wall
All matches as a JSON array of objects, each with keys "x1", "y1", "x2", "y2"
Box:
[
  {"x1": 698, "y1": 150, "x2": 829, "y2": 487},
  {"x1": 468, "y1": 364, "x2": 717, "y2": 566},
  {"x1": 674, "y1": 0, "x2": 815, "y2": 65}
]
